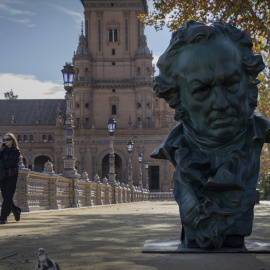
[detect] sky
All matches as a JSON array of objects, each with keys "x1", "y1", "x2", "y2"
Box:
[{"x1": 0, "y1": 0, "x2": 172, "y2": 100}]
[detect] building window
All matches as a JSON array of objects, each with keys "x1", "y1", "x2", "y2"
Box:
[
  {"x1": 112, "y1": 105, "x2": 117, "y2": 115},
  {"x1": 29, "y1": 135, "x2": 34, "y2": 142},
  {"x1": 85, "y1": 103, "x2": 89, "y2": 108},
  {"x1": 57, "y1": 157, "x2": 61, "y2": 174},
  {"x1": 23, "y1": 135, "x2": 28, "y2": 142},
  {"x1": 85, "y1": 68, "x2": 89, "y2": 78},
  {"x1": 17, "y1": 135, "x2": 22, "y2": 142},
  {"x1": 76, "y1": 103, "x2": 80, "y2": 109},
  {"x1": 48, "y1": 134, "x2": 53, "y2": 142},
  {"x1": 112, "y1": 89, "x2": 116, "y2": 93},
  {"x1": 108, "y1": 29, "x2": 118, "y2": 42},
  {"x1": 112, "y1": 49, "x2": 115, "y2": 55},
  {"x1": 42, "y1": 135, "x2": 47, "y2": 142},
  {"x1": 146, "y1": 117, "x2": 150, "y2": 127},
  {"x1": 98, "y1": 19, "x2": 101, "y2": 51},
  {"x1": 125, "y1": 19, "x2": 128, "y2": 51},
  {"x1": 136, "y1": 67, "x2": 141, "y2": 76},
  {"x1": 112, "y1": 62, "x2": 115, "y2": 66},
  {"x1": 76, "y1": 68, "x2": 79, "y2": 80},
  {"x1": 111, "y1": 3, "x2": 114, "y2": 7},
  {"x1": 81, "y1": 156, "x2": 85, "y2": 173},
  {"x1": 138, "y1": 20, "x2": 141, "y2": 47},
  {"x1": 85, "y1": 118, "x2": 90, "y2": 128},
  {"x1": 76, "y1": 118, "x2": 80, "y2": 128}
]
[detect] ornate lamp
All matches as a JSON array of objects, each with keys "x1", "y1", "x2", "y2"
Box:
[
  {"x1": 60, "y1": 62, "x2": 79, "y2": 207},
  {"x1": 138, "y1": 153, "x2": 143, "y2": 189},
  {"x1": 61, "y1": 63, "x2": 75, "y2": 88},
  {"x1": 108, "y1": 118, "x2": 116, "y2": 135},
  {"x1": 145, "y1": 161, "x2": 149, "y2": 190},
  {"x1": 108, "y1": 118, "x2": 117, "y2": 186},
  {"x1": 127, "y1": 140, "x2": 134, "y2": 187}
]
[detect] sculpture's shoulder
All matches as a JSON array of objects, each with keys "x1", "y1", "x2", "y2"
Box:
[
  {"x1": 253, "y1": 110, "x2": 270, "y2": 143},
  {"x1": 150, "y1": 123, "x2": 184, "y2": 166}
]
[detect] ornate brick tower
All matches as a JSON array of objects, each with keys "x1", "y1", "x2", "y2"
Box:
[
  {"x1": 73, "y1": 0, "x2": 154, "y2": 130},
  {"x1": 69, "y1": 0, "x2": 175, "y2": 191}
]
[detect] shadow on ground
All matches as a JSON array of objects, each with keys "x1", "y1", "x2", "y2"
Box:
[{"x1": 0, "y1": 202, "x2": 269, "y2": 270}]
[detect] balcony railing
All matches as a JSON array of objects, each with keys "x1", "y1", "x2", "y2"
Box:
[{"x1": 74, "y1": 76, "x2": 153, "y2": 84}]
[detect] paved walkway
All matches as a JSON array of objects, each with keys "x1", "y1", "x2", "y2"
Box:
[{"x1": 0, "y1": 201, "x2": 270, "y2": 270}]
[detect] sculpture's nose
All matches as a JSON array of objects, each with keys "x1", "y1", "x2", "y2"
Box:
[{"x1": 211, "y1": 86, "x2": 229, "y2": 111}]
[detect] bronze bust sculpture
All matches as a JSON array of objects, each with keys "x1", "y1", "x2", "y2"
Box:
[{"x1": 151, "y1": 20, "x2": 270, "y2": 249}]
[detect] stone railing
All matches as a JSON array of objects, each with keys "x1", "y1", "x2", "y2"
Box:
[
  {"x1": 0, "y1": 170, "x2": 149, "y2": 212},
  {"x1": 148, "y1": 192, "x2": 174, "y2": 201}
]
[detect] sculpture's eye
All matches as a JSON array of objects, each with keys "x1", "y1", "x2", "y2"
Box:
[
  {"x1": 193, "y1": 86, "x2": 210, "y2": 100},
  {"x1": 223, "y1": 82, "x2": 239, "y2": 93}
]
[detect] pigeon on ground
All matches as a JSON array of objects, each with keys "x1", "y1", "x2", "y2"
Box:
[{"x1": 35, "y1": 248, "x2": 60, "y2": 270}]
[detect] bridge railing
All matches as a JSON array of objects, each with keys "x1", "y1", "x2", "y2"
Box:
[
  {"x1": 148, "y1": 192, "x2": 174, "y2": 201},
  {"x1": 0, "y1": 170, "x2": 150, "y2": 212}
]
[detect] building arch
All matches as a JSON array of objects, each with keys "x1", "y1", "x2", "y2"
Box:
[
  {"x1": 102, "y1": 153, "x2": 122, "y2": 183},
  {"x1": 98, "y1": 149, "x2": 127, "y2": 184},
  {"x1": 34, "y1": 155, "x2": 51, "y2": 172}
]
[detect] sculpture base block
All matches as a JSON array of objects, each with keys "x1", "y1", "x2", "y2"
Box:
[{"x1": 142, "y1": 239, "x2": 270, "y2": 253}]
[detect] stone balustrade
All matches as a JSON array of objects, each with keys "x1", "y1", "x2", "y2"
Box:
[
  {"x1": 0, "y1": 169, "x2": 150, "y2": 212},
  {"x1": 148, "y1": 192, "x2": 174, "y2": 201}
]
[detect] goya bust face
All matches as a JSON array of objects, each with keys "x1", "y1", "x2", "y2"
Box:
[
  {"x1": 177, "y1": 38, "x2": 250, "y2": 141},
  {"x1": 154, "y1": 20, "x2": 265, "y2": 143}
]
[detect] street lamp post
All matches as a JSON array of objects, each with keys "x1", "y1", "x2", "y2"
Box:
[
  {"x1": 138, "y1": 153, "x2": 143, "y2": 190},
  {"x1": 61, "y1": 63, "x2": 80, "y2": 207},
  {"x1": 108, "y1": 118, "x2": 117, "y2": 185},
  {"x1": 145, "y1": 161, "x2": 149, "y2": 190},
  {"x1": 127, "y1": 140, "x2": 134, "y2": 188}
]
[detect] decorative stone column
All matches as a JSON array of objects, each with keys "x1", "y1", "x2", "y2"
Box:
[{"x1": 60, "y1": 63, "x2": 81, "y2": 207}]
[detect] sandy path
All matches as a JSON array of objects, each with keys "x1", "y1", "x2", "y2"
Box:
[{"x1": 0, "y1": 201, "x2": 270, "y2": 270}]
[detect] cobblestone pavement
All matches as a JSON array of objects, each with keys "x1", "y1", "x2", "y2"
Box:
[{"x1": 0, "y1": 201, "x2": 270, "y2": 270}]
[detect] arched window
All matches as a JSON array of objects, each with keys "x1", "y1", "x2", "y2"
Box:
[
  {"x1": 17, "y1": 135, "x2": 22, "y2": 142},
  {"x1": 42, "y1": 135, "x2": 47, "y2": 142},
  {"x1": 136, "y1": 67, "x2": 141, "y2": 76},
  {"x1": 108, "y1": 29, "x2": 118, "y2": 42},
  {"x1": 29, "y1": 135, "x2": 34, "y2": 142},
  {"x1": 23, "y1": 135, "x2": 28, "y2": 142},
  {"x1": 112, "y1": 105, "x2": 117, "y2": 115},
  {"x1": 85, "y1": 68, "x2": 89, "y2": 79},
  {"x1": 48, "y1": 134, "x2": 53, "y2": 142},
  {"x1": 85, "y1": 103, "x2": 89, "y2": 109}
]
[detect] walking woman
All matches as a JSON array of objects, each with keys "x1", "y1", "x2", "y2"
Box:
[{"x1": 0, "y1": 133, "x2": 21, "y2": 224}]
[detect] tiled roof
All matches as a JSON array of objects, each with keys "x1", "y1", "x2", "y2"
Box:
[{"x1": 0, "y1": 99, "x2": 66, "y2": 126}]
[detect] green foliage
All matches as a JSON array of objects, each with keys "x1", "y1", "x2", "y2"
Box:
[{"x1": 139, "y1": 0, "x2": 269, "y2": 51}]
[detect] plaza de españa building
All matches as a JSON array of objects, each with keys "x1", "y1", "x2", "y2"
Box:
[{"x1": 0, "y1": 0, "x2": 175, "y2": 192}]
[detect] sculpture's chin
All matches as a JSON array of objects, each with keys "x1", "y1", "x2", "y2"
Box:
[{"x1": 208, "y1": 127, "x2": 242, "y2": 142}]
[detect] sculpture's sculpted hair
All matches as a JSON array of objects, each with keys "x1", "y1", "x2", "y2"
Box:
[{"x1": 154, "y1": 20, "x2": 265, "y2": 122}]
